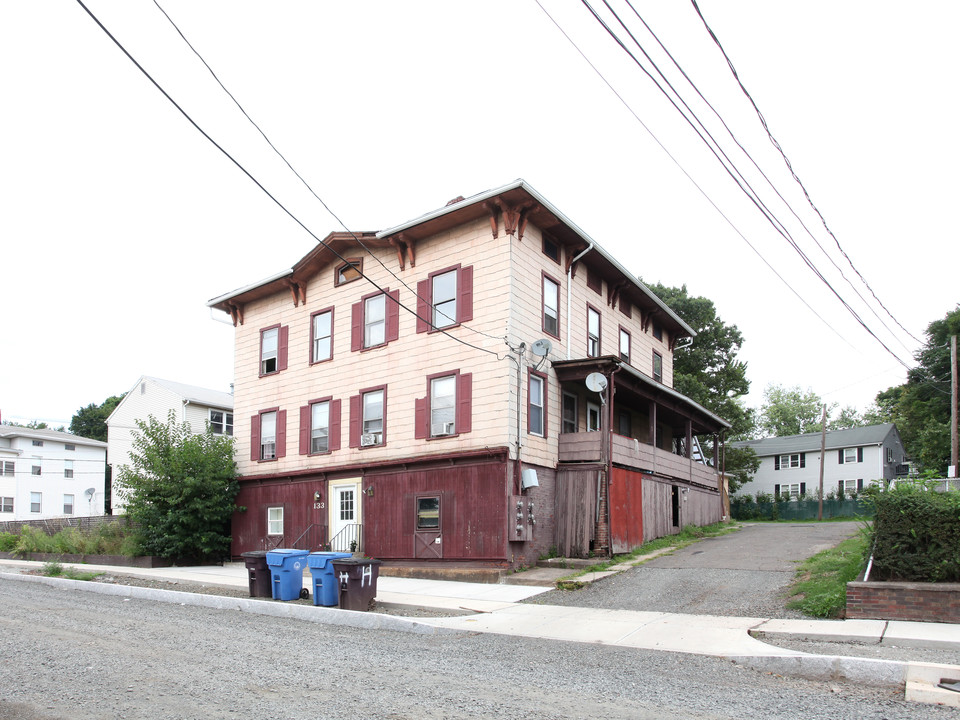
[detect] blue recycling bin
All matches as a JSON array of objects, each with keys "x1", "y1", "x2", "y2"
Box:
[
  {"x1": 266, "y1": 549, "x2": 310, "y2": 601},
  {"x1": 307, "y1": 552, "x2": 352, "y2": 606}
]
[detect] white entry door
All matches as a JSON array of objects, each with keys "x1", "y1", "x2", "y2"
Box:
[{"x1": 328, "y1": 480, "x2": 362, "y2": 552}]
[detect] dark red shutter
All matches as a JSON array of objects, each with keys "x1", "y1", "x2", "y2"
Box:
[
  {"x1": 417, "y1": 279, "x2": 430, "y2": 333},
  {"x1": 857, "y1": 447, "x2": 863, "y2": 462},
  {"x1": 774, "y1": 484, "x2": 780, "y2": 497},
  {"x1": 330, "y1": 399, "x2": 342, "y2": 452},
  {"x1": 857, "y1": 478, "x2": 863, "y2": 491},
  {"x1": 276, "y1": 410, "x2": 287, "y2": 458},
  {"x1": 299, "y1": 405, "x2": 309, "y2": 455},
  {"x1": 386, "y1": 289, "x2": 400, "y2": 342},
  {"x1": 838, "y1": 480, "x2": 844, "y2": 495},
  {"x1": 838, "y1": 449, "x2": 844, "y2": 464},
  {"x1": 351, "y1": 301, "x2": 362, "y2": 351},
  {"x1": 457, "y1": 372, "x2": 472, "y2": 434},
  {"x1": 414, "y1": 397, "x2": 427, "y2": 439},
  {"x1": 349, "y1": 394, "x2": 361, "y2": 448},
  {"x1": 459, "y1": 266, "x2": 473, "y2": 323},
  {"x1": 250, "y1": 414, "x2": 260, "y2": 462},
  {"x1": 799, "y1": 453, "x2": 805, "y2": 468},
  {"x1": 278, "y1": 325, "x2": 289, "y2": 371},
  {"x1": 800, "y1": 482, "x2": 806, "y2": 495},
  {"x1": 774, "y1": 456, "x2": 780, "y2": 471}
]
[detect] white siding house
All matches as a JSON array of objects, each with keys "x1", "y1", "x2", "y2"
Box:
[
  {"x1": 106, "y1": 376, "x2": 234, "y2": 513},
  {"x1": 731, "y1": 423, "x2": 908, "y2": 499},
  {"x1": 0, "y1": 427, "x2": 107, "y2": 520}
]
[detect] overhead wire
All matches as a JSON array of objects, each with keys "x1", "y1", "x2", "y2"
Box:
[
  {"x1": 532, "y1": 0, "x2": 852, "y2": 349},
  {"x1": 621, "y1": 0, "x2": 913, "y2": 355},
  {"x1": 151, "y1": 0, "x2": 505, "y2": 346},
  {"x1": 578, "y1": 0, "x2": 912, "y2": 370},
  {"x1": 74, "y1": 0, "x2": 504, "y2": 361},
  {"x1": 688, "y1": 0, "x2": 922, "y2": 346}
]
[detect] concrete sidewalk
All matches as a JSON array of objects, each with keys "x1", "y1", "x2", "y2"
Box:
[{"x1": 3, "y1": 558, "x2": 959, "y2": 704}]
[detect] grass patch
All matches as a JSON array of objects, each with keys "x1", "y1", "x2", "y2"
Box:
[
  {"x1": 40, "y1": 560, "x2": 103, "y2": 582},
  {"x1": 786, "y1": 533, "x2": 869, "y2": 618},
  {"x1": 557, "y1": 521, "x2": 741, "y2": 582}
]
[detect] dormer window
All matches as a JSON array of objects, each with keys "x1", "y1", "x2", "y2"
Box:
[{"x1": 335, "y1": 258, "x2": 363, "y2": 286}]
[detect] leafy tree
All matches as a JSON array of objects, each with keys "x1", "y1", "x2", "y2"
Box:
[
  {"x1": 69, "y1": 394, "x2": 125, "y2": 442},
  {"x1": 829, "y1": 405, "x2": 865, "y2": 431},
  {"x1": 757, "y1": 384, "x2": 832, "y2": 437},
  {"x1": 646, "y1": 283, "x2": 753, "y2": 438},
  {"x1": 872, "y1": 306, "x2": 959, "y2": 473},
  {"x1": 724, "y1": 445, "x2": 760, "y2": 494},
  {"x1": 1, "y1": 419, "x2": 61, "y2": 430},
  {"x1": 116, "y1": 411, "x2": 240, "y2": 562}
]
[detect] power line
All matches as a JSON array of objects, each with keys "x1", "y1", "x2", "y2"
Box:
[
  {"x1": 533, "y1": 0, "x2": 853, "y2": 350},
  {"x1": 578, "y1": 0, "x2": 912, "y2": 370},
  {"x1": 688, "y1": 0, "x2": 922, "y2": 346},
  {"x1": 74, "y1": 0, "x2": 503, "y2": 362},
  {"x1": 151, "y1": 0, "x2": 505, "y2": 346}
]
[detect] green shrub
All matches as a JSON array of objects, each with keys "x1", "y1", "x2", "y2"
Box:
[
  {"x1": 0, "y1": 532, "x2": 17, "y2": 552},
  {"x1": 870, "y1": 485, "x2": 960, "y2": 582}
]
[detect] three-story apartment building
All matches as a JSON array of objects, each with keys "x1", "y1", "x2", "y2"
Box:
[{"x1": 210, "y1": 180, "x2": 729, "y2": 566}]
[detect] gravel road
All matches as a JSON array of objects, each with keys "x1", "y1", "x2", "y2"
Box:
[{"x1": 0, "y1": 578, "x2": 953, "y2": 720}]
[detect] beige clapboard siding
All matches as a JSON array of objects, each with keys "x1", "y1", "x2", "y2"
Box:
[{"x1": 233, "y1": 219, "x2": 515, "y2": 476}]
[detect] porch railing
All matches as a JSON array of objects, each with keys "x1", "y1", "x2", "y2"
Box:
[{"x1": 328, "y1": 523, "x2": 363, "y2": 553}]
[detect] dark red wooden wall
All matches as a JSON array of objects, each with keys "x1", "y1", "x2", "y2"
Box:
[{"x1": 609, "y1": 467, "x2": 644, "y2": 554}]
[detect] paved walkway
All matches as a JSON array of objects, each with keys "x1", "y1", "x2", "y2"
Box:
[{"x1": 2, "y1": 557, "x2": 958, "y2": 705}]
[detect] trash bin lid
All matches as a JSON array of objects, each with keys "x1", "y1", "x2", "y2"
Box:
[
  {"x1": 240, "y1": 550, "x2": 269, "y2": 558},
  {"x1": 307, "y1": 551, "x2": 352, "y2": 568},
  {"x1": 330, "y1": 557, "x2": 382, "y2": 566},
  {"x1": 266, "y1": 549, "x2": 310, "y2": 566}
]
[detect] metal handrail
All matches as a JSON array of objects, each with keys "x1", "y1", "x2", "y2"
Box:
[{"x1": 328, "y1": 523, "x2": 363, "y2": 553}]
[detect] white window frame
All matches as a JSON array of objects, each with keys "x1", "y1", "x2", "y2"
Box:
[
  {"x1": 260, "y1": 411, "x2": 277, "y2": 461},
  {"x1": 364, "y1": 294, "x2": 386, "y2": 348},
  {"x1": 362, "y1": 389, "x2": 384, "y2": 444},
  {"x1": 843, "y1": 448, "x2": 858, "y2": 464},
  {"x1": 529, "y1": 374, "x2": 545, "y2": 437},
  {"x1": 261, "y1": 327, "x2": 279, "y2": 375},
  {"x1": 779, "y1": 454, "x2": 801, "y2": 469},
  {"x1": 430, "y1": 375, "x2": 456, "y2": 437},
  {"x1": 31, "y1": 458, "x2": 41, "y2": 476},
  {"x1": 311, "y1": 401, "x2": 330, "y2": 454},
  {"x1": 210, "y1": 409, "x2": 233, "y2": 436},
  {"x1": 587, "y1": 307, "x2": 600, "y2": 357},
  {"x1": 778, "y1": 483, "x2": 801, "y2": 498},
  {"x1": 840, "y1": 479, "x2": 859, "y2": 495},
  {"x1": 653, "y1": 352, "x2": 663, "y2": 383},
  {"x1": 0, "y1": 497, "x2": 12, "y2": 513},
  {"x1": 64, "y1": 460, "x2": 74, "y2": 479},
  {"x1": 312, "y1": 310, "x2": 333, "y2": 362},
  {"x1": 1, "y1": 461, "x2": 13, "y2": 477},
  {"x1": 65, "y1": 443, "x2": 75, "y2": 452},
  {"x1": 562, "y1": 392, "x2": 578, "y2": 434},
  {"x1": 63, "y1": 494, "x2": 74, "y2": 515},
  {"x1": 30, "y1": 492, "x2": 41, "y2": 513},
  {"x1": 432, "y1": 270, "x2": 458, "y2": 329},
  {"x1": 543, "y1": 276, "x2": 559, "y2": 337},
  {"x1": 587, "y1": 401, "x2": 601, "y2": 432},
  {"x1": 619, "y1": 328, "x2": 630, "y2": 363},
  {"x1": 267, "y1": 506, "x2": 284, "y2": 536}
]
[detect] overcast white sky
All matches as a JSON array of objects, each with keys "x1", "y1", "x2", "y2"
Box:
[{"x1": 2, "y1": 1, "x2": 957, "y2": 430}]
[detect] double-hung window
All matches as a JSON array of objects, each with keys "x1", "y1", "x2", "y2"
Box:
[
  {"x1": 528, "y1": 371, "x2": 547, "y2": 437},
  {"x1": 542, "y1": 274, "x2": 560, "y2": 338},
  {"x1": 31, "y1": 459, "x2": 41, "y2": 476},
  {"x1": 652, "y1": 352, "x2": 663, "y2": 383},
  {"x1": 261, "y1": 327, "x2": 278, "y2": 374},
  {"x1": 210, "y1": 410, "x2": 233, "y2": 436},
  {"x1": 587, "y1": 307, "x2": 600, "y2": 357},
  {"x1": 2, "y1": 461, "x2": 13, "y2": 477},
  {"x1": 415, "y1": 372, "x2": 472, "y2": 440},
  {"x1": 776, "y1": 453, "x2": 803, "y2": 469},
  {"x1": 0, "y1": 497, "x2": 12, "y2": 513},
  {"x1": 619, "y1": 328, "x2": 631, "y2": 364},
  {"x1": 352, "y1": 289, "x2": 399, "y2": 351},
  {"x1": 260, "y1": 411, "x2": 277, "y2": 460},
  {"x1": 840, "y1": 447, "x2": 862, "y2": 464},
  {"x1": 364, "y1": 294, "x2": 386, "y2": 348},
  {"x1": 267, "y1": 507, "x2": 284, "y2": 536},
  {"x1": 586, "y1": 402, "x2": 601, "y2": 432},
  {"x1": 64, "y1": 460, "x2": 74, "y2": 479},
  {"x1": 311, "y1": 401, "x2": 330, "y2": 454},
  {"x1": 311, "y1": 309, "x2": 333, "y2": 363},
  {"x1": 430, "y1": 375, "x2": 456, "y2": 436},
  {"x1": 63, "y1": 494, "x2": 74, "y2": 515},
  {"x1": 30, "y1": 492, "x2": 41, "y2": 513},
  {"x1": 562, "y1": 392, "x2": 577, "y2": 434},
  {"x1": 432, "y1": 270, "x2": 458, "y2": 329},
  {"x1": 361, "y1": 389, "x2": 385, "y2": 446},
  {"x1": 417, "y1": 265, "x2": 474, "y2": 333}
]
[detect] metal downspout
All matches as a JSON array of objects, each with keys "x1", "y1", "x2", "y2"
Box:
[
  {"x1": 566, "y1": 243, "x2": 595, "y2": 360},
  {"x1": 605, "y1": 364, "x2": 622, "y2": 555}
]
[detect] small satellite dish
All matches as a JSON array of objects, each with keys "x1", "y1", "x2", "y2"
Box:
[
  {"x1": 530, "y1": 339, "x2": 552, "y2": 357},
  {"x1": 585, "y1": 373, "x2": 607, "y2": 393},
  {"x1": 84, "y1": 488, "x2": 96, "y2": 498}
]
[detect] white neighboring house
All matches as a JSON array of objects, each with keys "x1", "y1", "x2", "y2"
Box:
[
  {"x1": 731, "y1": 423, "x2": 909, "y2": 499},
  {"x1": 107, "y1": 376, "x2": 234, "y2": 514},
  {"x1": 0, "y1": 426, "x2": 107, "y2": 521}
]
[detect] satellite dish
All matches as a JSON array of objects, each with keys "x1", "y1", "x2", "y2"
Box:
[
  {"x1": 585, "y1": 373, "x2": 607, "y2": 393},
  {"x1": 530, "y1": 339, "x2": 552, "y2": 357},
  {"x1": 84, "y1": 488, "x2": 96, "y2": 498}
]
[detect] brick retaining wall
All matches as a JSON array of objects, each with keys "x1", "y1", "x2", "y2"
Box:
[{"x1": 846, "y1": 580, "x2": 960, "y2": 623}]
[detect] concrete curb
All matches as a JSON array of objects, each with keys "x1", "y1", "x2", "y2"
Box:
[
  {"x1": 729, "y1": 653, "x2": 909, "y2": 688},
  {"x1": 1, "y1": 572, "x2": 465, "y2": 637}
]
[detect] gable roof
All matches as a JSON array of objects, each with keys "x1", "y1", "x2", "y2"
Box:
[
  {"x1": 107, "y1": 376, "x2": 234, "y2": 425},
  {"x1": 731, "y1": 423, "x2": 898, "y2": 457},
  {"x1": 207, "y1": 179, "x2": 696, "y2": 339},
  {"x1": 0, "y1": 425, "x2": 107, "y2": 448}
]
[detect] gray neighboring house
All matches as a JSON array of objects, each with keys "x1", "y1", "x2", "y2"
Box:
[
  {"x1": 107, "y1": 376, "x2": 234, "y2": 514},
  {"x1": 731, "y1": 423, "x2": 908, "y2": 499}
]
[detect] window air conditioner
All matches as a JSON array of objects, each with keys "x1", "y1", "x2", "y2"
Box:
[
  {"x1": 360, "y1": 433, "x2": 380, "y2": 447},
  {"x1": 432, "y1": 422, "x2": 456, "y2": 436}
]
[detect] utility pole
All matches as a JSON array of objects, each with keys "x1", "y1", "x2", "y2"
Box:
[
  {"x1": 818, "y1": 403, "x2": 827, "y2": 521},
  {"x1": 951, "y1": 334, "x2": 958, "y2": 479}
]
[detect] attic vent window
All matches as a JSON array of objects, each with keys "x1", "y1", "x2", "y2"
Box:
[
  {"x1": 336, "y1": 258, "x2": 363, "y2": 286},
  {"x1": 542, "y1": 236, "x2": 560, "y2": 264}
]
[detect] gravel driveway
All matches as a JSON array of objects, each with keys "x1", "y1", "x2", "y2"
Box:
[{"x1": 527, "y1": 522, "x2": 862, "y2": 619}]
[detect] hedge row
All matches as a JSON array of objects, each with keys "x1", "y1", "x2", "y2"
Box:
[{"x1": 871, "y1": 487, "x2": 960, "y2": 582}]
